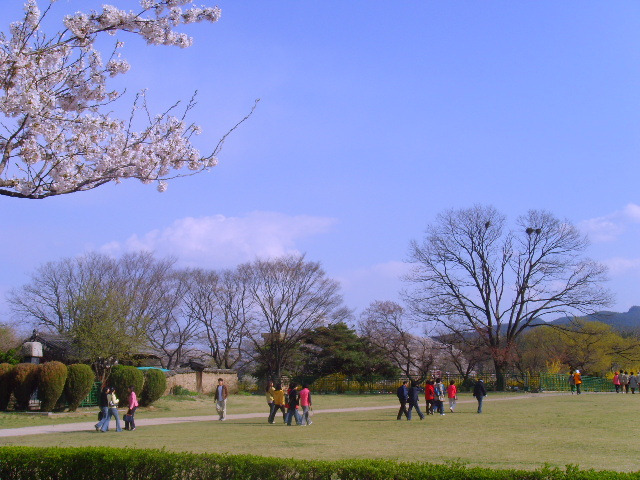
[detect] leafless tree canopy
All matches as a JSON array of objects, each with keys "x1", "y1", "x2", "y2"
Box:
[
  {"x1": 9, "y1": 251, "x2": 175, "y2": 335},
  {"x1": 404, "y1": 205, "x2": 612, "y2": 380},
  {"x1": 245, "y1": 254, "x2": 350, "y2": 379},
  {"x1": 359, "y1": 300, "x2": 439, "y2": 381},
  {"x1": 182, "y1": 268, "x2": 251, "y2": 370}
]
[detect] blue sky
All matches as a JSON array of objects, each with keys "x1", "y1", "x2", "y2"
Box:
[{"x1": 1, "y1": 0, "x2": 639, "y2": 324}]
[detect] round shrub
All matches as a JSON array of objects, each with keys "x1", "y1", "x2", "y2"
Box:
[
  {"x1": 109, "y1": 365, "x2": 144, "y2": 406},
  {"x1": 12, "y1": 363, "x2": 40, "y2": 410},
  {"x1": 140, "y1": 369, "x2": 167, "y2": 406},
  {"x1": 38, "y1": 361, "x2": 68, "y2": 412},
  {"x1": 64, "y1": 364, "x2": 95, "y2": 411},
  {"x1": 0, "y1": 363, "x2": 16, "y2": 410}
]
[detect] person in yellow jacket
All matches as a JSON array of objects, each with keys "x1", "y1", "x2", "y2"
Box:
[
  {"x1": 268, "y1": 383, "x2": 287, "y2": 424},
  {"x1": 265, "y1": 381, "x2": 275, "y2": 415},
  {"x1": 574, "y1": 370, "x2": 582, "y2": 395}
]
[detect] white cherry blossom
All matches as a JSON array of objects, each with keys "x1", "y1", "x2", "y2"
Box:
[{"x1": 0, "y1": 0, "x2": 255, "y2": 199}]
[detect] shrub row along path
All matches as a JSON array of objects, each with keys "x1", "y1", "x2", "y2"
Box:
[{"x1": 0, "y1": 394, "x2": 560, "y2": 438}]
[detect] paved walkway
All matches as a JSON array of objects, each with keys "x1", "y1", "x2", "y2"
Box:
[{"x1": 0, "y1": 394, "x2": 559, "y2": 438}]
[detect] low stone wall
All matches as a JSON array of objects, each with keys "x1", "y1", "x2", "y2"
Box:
[{"x1": 165, "y1": 369, "x2": 238, "y2": 395}]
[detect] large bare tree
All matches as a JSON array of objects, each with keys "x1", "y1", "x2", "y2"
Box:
[
  {"x1": 404, "y1": 205, "x2": 612, "y2": 388},
  {"x1": 359, "y1": 300, "x2": 438, "y2": 381},
  {"x1": 245, "y1": 255, "x2": 350, "y2": 380},
  {"x1": 182, "y1": 267, "x2": 251, "y2": 370},
  {"x1": 9, "y1": 251, "x2": 175, "y2": 378},
  {"x1": 145, "y1": 269, "x2": 201, "y2": 370}
]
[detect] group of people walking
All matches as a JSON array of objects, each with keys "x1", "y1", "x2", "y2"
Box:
[
  {"x1": 396, "y1": 378, "x2": 487, "y2": 418},
  {"x1": 94, "y1": 385, "x2": 139, "y2": 432},
  {"x1": 265, "y1": 381, "x2": 313, "y2": 426},
  {"x1": 613, "y1": 371, "x2": 640, "y2": 393}
]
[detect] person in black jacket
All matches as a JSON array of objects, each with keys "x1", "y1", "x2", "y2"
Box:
[
  {"x1": 407, "y1": 380, "x2": 425, "y2": 420},
  {"x1": 286, "y1": 383, "x2": 302, "y2": 426},
  {"x1": 473, "y1": 379, "x2": 487, "y2": 413},
  {"x1": 94, "y1": 385, "x2": 109, "y2": 431},
  {"x1": 396, "y1": 380, "x2": 409, "y2": 420}
]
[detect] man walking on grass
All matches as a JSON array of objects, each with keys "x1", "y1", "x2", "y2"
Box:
[
  {"x1": 396, "y1": 380, "x2": 409, "y2": 420},
  {"x1": 215, "y1": 378, "x2": 228, "y2": 421},
  {"x1": 473, "y1": 379, "x2": 487, "y2": 414}
]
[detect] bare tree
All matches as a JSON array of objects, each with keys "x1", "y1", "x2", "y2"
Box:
[
  {"x1": 246, "y1": 255, "x2": 350, "y2": 380},
  {"x1": 9, "y1": 251, "x2": 176, "y2": 377},
  {"x1": 404, "y1": 206, "x2": 612, "y2": 389},
  {"x1": 182, "y1": 268, "x2": 251, "y2": 370},
  {"x1": 359, "y1": 300, "x2": 437, "y2": 381},
  {"x1": 145, "y1": 270, "x2": 201, "y2": 369}
]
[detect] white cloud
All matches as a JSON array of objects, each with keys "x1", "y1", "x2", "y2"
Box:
[
  {"x1": 580, "y1": 203, "x2": 640, "y2": 242},
  {"x1": 101, "y1": 211, "x2": 336, "y2": 268},
  {"x1": 602, "y1": 257, "x2": 640, "y2": 276}
]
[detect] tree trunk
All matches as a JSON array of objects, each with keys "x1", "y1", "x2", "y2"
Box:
[{"x1": 494, "y1": 360, "x2": 507, "y2": 391}]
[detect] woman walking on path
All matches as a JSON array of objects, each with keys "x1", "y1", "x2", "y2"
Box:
[
  {"x1": 447, "y1": 380, "x2": 458, "y2": 413},
  {"x1": 101, "y1": 387, "x2": 122, "y2": 432},
  {"x1": 95, "y1": 385, "x2": 109, "y2": 431},
  {"x1": 299, "y1": 384, "x2": 313, "y2": 426},
  {"x1": 407, "y1": 381, "x2": 425, "y2": 420},
  {"x1": 124, "y1": 385, "x2": 138, "y2": 431},
  {"x1": 613, "y1": 372, "x2": 621, "y2": 393},
  {"x1": 268, "y1": 383, "x2": 287, "y2": 424},
  {"x1": 265, "y1": 381, "x2": 275, "y2": 420}
]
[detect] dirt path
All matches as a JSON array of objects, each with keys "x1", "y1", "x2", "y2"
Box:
[{"x1": 0, "y1": 393, "x2": 563, "y2": 438}]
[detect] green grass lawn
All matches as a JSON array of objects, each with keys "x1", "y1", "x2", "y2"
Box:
[{"x1": 1, "y1": 392, "x2": 639, "y2": 472}]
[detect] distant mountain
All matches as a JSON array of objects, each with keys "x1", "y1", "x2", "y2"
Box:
[{"x1": 544, "y1": 306, "x2": 640, "y2": 333}]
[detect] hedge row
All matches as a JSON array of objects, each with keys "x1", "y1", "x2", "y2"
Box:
[
  {"x1": 0, "y1": 362, "x2": 94, "y2": 412},
  {"x1": 0, "y1": 363, "x2": 167, "y2": 412},
  {"x1": 0, "y1": 447, "x2": 638, "y2": 480}
]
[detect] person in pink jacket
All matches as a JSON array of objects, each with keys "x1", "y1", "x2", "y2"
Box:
[
  {"x1": 447, "y1": 380, "x2": 458, "y2": 413},
  {"x1": 613, "y1": 372, "x2": 621, "y2": 393},
  {"x1": 124, "y1": 385, "x2": 139, "y2": 431},
  {"x1": 299, "y1": 384, "x2": 313, "y2": 426}
]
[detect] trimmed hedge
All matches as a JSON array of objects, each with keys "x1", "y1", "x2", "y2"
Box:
[
  {"x1": 11, "y1": 363, "x2": 39, "y2": 410},
  {"x1": 38, "y1": 361, "x2": 68, "y2": 411},
  {"x1": 64, "y1": 364, "x2": 96, "y2": 411},
  {"x1": 0, "y1": 363, "x2": 15, "y2": 411},
  {"x1": 140, "y1": 368, "x2": 166, "y2": 406},
  {"x1": 0, "y1": 447, "x2": 638, "y2": 480},
  {"x1": 109, "y1": 365, "x2": 144, "y2": 405}
]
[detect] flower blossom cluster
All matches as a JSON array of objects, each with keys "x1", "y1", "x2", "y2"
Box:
[{"x1": 0, "y1": 0, "x2": 224, "y2": 199}]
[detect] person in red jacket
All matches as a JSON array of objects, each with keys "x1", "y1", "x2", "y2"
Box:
[
  {"x1": 447, "y1": 380, "x2": 458, "y2": 413},
  {"x1": 424, "y1": 380, "x2": 435, "y2": 415}
]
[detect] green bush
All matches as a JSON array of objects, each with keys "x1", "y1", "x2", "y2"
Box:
[
  {"x1": 12, "y1": 363, "x2": 39, "y2": 410},
  {"x1": 0, "y1": 447, "x2": 636, "y2": 480},
  {"x1": 0, "y1": 363, "x2": 15, "y2": 411},
  {"x1": 172, "y1": 385, "x2": 197, "y2": 396},
  {"x1": 109, "y1": 365, "x2": 144, "y2": 406},
  {"x1": 140, "y1": 369, "x2": 166, "y2": 406},
  {"x1": 38, "y1": 361, "x2": 68, "y2": 412},
  {"x1": 64, "y1": 364, "x2": 96, "y2": 411}
]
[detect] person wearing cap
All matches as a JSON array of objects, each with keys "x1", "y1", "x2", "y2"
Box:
[{"x1": 574, "y1": 370, "x2": 582, "y2": 395}]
